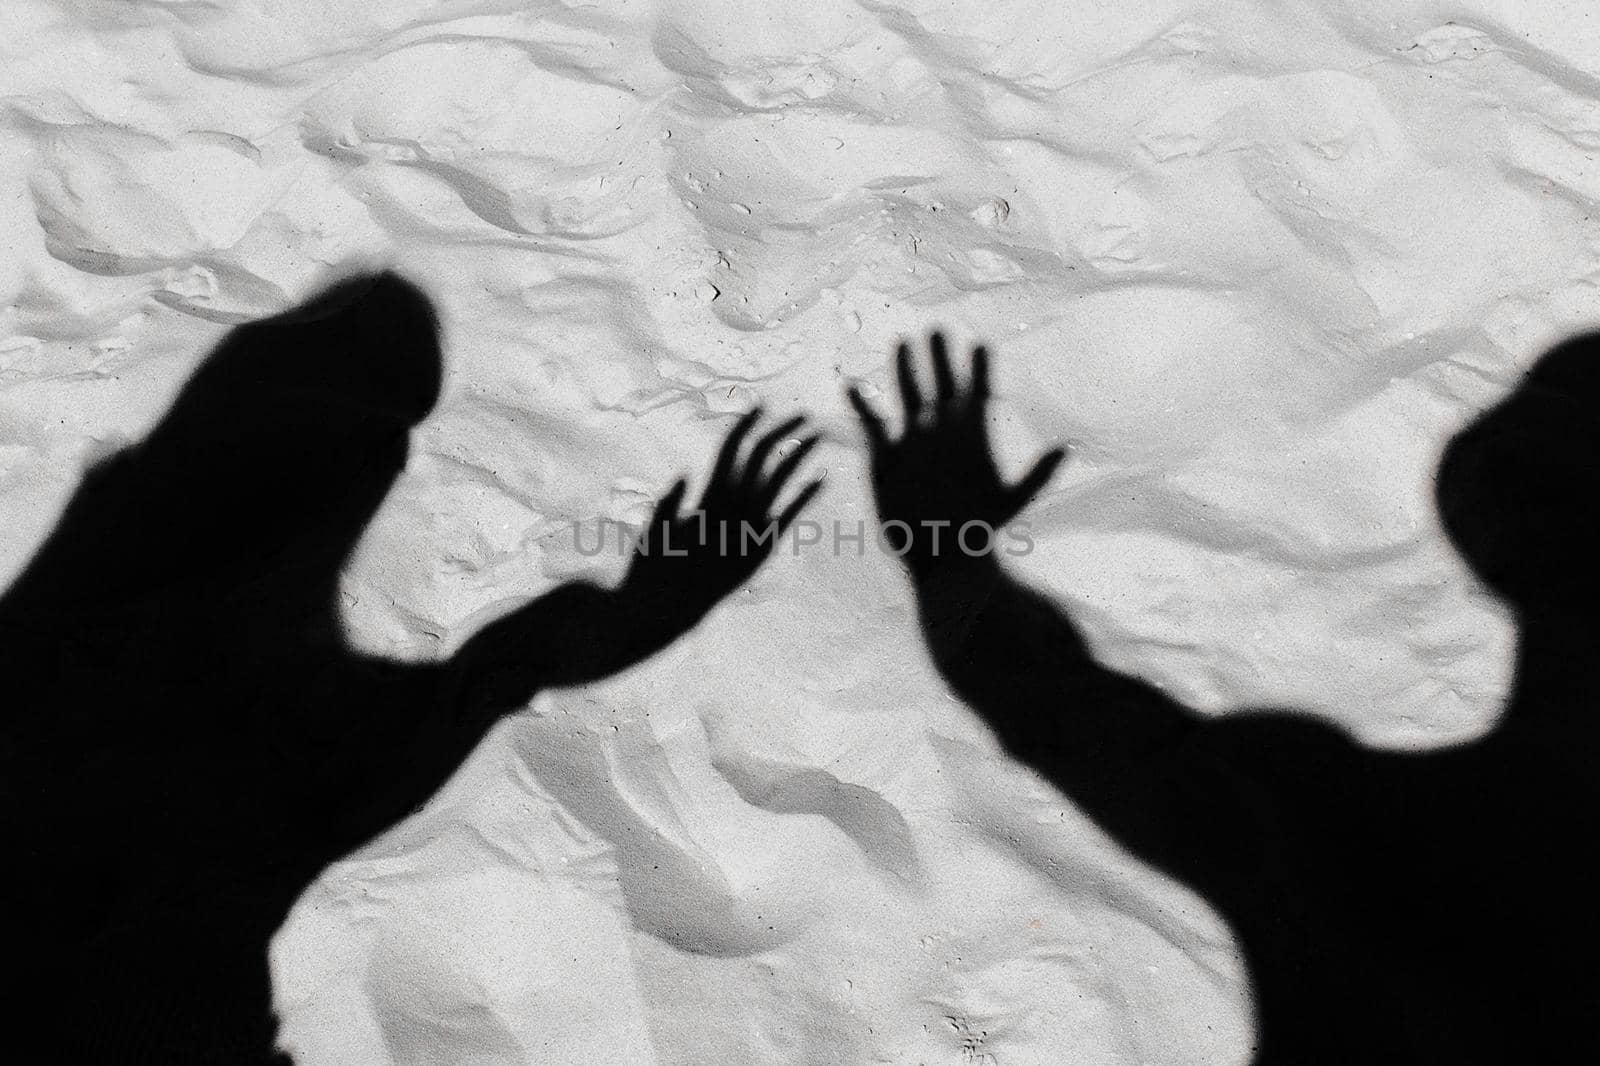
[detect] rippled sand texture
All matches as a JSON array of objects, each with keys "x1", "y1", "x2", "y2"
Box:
[{"x1": 5, "y1": 2, "x2": 1600, "y2": 1062}]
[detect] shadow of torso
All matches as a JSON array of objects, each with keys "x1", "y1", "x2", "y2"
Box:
[
  {"x1": 4, "y1": 273, "x2": 459, "y2": 1063},
  {"x1": 1152, "y1": 647, "x2": 1599, "y2": 1063}
]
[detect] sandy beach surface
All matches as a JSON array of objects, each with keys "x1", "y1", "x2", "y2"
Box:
[{"x1": 4, "y1": 2, "x2": 1598, "y2": 1062}]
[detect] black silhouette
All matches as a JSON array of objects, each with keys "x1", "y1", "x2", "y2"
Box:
[
  {"x1": 850, "y1": 333, "x2": 1600, "y2": 1064},
  {"x1": 1, "y1": 272, "x2": 820, "y2": 1063}
]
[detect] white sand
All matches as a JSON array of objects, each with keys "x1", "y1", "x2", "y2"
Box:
[{"x1": 3, "y1": 1, "x2": 1597, "y2": 1061}]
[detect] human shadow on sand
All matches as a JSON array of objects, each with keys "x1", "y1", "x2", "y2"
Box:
[
  {"x1": 2, "y1": 271, "x2": 819, "y2": 1063},
  {"x1": 850, "y1": 332, "x2": 1600, "y2": 1065}
]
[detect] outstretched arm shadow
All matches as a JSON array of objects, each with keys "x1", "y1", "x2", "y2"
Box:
[
  {"x1": 847, "y1": 335, "x2": 1234, "y2": 860},
  {"x1": 851, "y1": 333, "x2": 1600, "y2": 1064},
  {"x1": 2, "y1": 272, "x2": 820, "y2": 1063}
]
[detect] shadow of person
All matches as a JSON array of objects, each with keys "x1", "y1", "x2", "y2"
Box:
[
  {"x1": 2, "y1": 272, "x2": 821, "y2": 1063},
  {"x1": 849, "y1": 333, "x2": 1600, "y2": 1065}
]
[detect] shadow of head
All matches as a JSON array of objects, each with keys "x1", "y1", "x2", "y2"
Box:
[
  {"x1": 1436, "y1": 332, "x2": 1600, "y2": 615},
  {"x1": 127, "y1": 270, "x2": 444, "y2": 585}
]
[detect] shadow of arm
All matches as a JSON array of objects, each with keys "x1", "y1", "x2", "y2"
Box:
[
  {"x1": 444, "y1": 579, "x2": 696, "y2": 716},
  {"x1": 916, "y1": 551, "x2": 1377, "y2": 901},
  {"x1": 912, "y1": 553, "x2": 1218, "y2": 854}
]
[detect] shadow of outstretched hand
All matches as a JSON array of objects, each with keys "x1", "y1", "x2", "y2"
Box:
[
  {"x1": 449, "y1": 409, "x2": 821, "y2": 704},
  {"x1": 848, "y1": 333, "x2": 1063, "y2": 570},
  {"x1": 618, "y1": 409, "x2": 821, "y2": 619}
]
